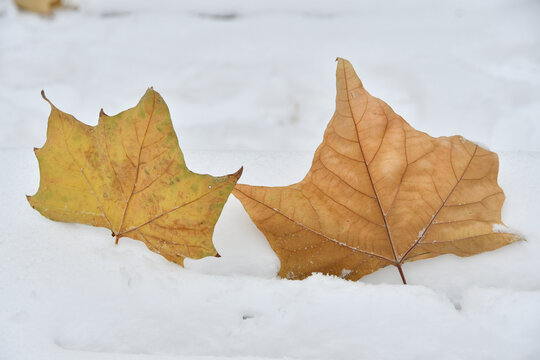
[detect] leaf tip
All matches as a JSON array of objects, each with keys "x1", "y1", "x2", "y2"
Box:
[
  {"x1": 513, "y1": 232, "x2": 526, "y2": 243},
  {"x1": 40, "y1": 90, "x2": 54, "y2": 107},
  {"x1": 335, "y1": 57, "x2": 363, "y2": 90},
  {"x1": 336, "y1": 57, "x2": 355, "y2": 72},
  {"x1": 232, "y1": 166, "x2": 243, "y2": 180},
  {"x1": 142, "y1": 87, "x2": 162, "y2": 103},
  {"x1": 99, "y1": 108, "x2": 108, "y2": 117}
]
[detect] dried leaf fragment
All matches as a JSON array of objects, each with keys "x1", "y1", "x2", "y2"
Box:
[
  {"x1": 28, "y1": 88, "x2": 242, "y2": 265},
  {"x1": 15, "y1": 0, "x2": 62, "y2": 15},
  {"x1": 234, "y1": 58, "x2": 521, "y2": 283}
]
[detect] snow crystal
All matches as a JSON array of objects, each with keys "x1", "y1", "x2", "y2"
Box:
[
  {"x1": 341, "y1": 269, "x2": 352, "y2": 278},
  {"x1": 493, "y1": 223, "x2": 512, "y2": 233}
]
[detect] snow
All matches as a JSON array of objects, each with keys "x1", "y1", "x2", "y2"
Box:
[
  {"x1": 2, "y1": 149, "x2": 540, "y2": 359},
  {"x1": 1, "y1": 0, "x2": 540, "y2": 359},
  {"x1": 493, "y1": 223, "x2": 514, "y2": 234}
]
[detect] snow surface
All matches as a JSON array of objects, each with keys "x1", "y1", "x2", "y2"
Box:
[{"x1": 1, "y1": 0, "x2": 540, "y2": 359}]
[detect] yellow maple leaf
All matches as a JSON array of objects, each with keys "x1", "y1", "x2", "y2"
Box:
[{"x1": 28, "y1": 88, "x2": 242, "y2": 265}]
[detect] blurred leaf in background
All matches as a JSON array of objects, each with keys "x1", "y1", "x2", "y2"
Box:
[{"x1": 14, "y1": 0, "x2": 61, "y2": 15}]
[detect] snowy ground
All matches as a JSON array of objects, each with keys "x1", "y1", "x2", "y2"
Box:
[{"x1": 1, "y1": 0, "x2": 540, "y2": 359}]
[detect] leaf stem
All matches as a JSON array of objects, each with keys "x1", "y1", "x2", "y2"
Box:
[{"x1": 396, "y1": 263, "x2": 407, "y2": 284}]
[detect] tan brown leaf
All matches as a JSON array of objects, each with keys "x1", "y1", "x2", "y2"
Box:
[
  {"x1": 234, "y1": 58, "x2": 520, "y2": 283},
  {"x1": 28, "y1": 88, "x2": 242, "y2": 265},
  {"x1": 14, "y1": 0, "x2": 62, "y2": 15}
]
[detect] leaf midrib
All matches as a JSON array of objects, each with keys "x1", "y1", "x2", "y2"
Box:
[
  {"x1": 342, "y1": 65, "x2": 401, "y2": 268},
  {"x1": 115, "y1": 91, "x2": 157, "y2": 237}
]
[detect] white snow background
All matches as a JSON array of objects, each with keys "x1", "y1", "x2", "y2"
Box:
[{"x1": 1, "y1": 0, "x2": 540, "y2": 359}]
